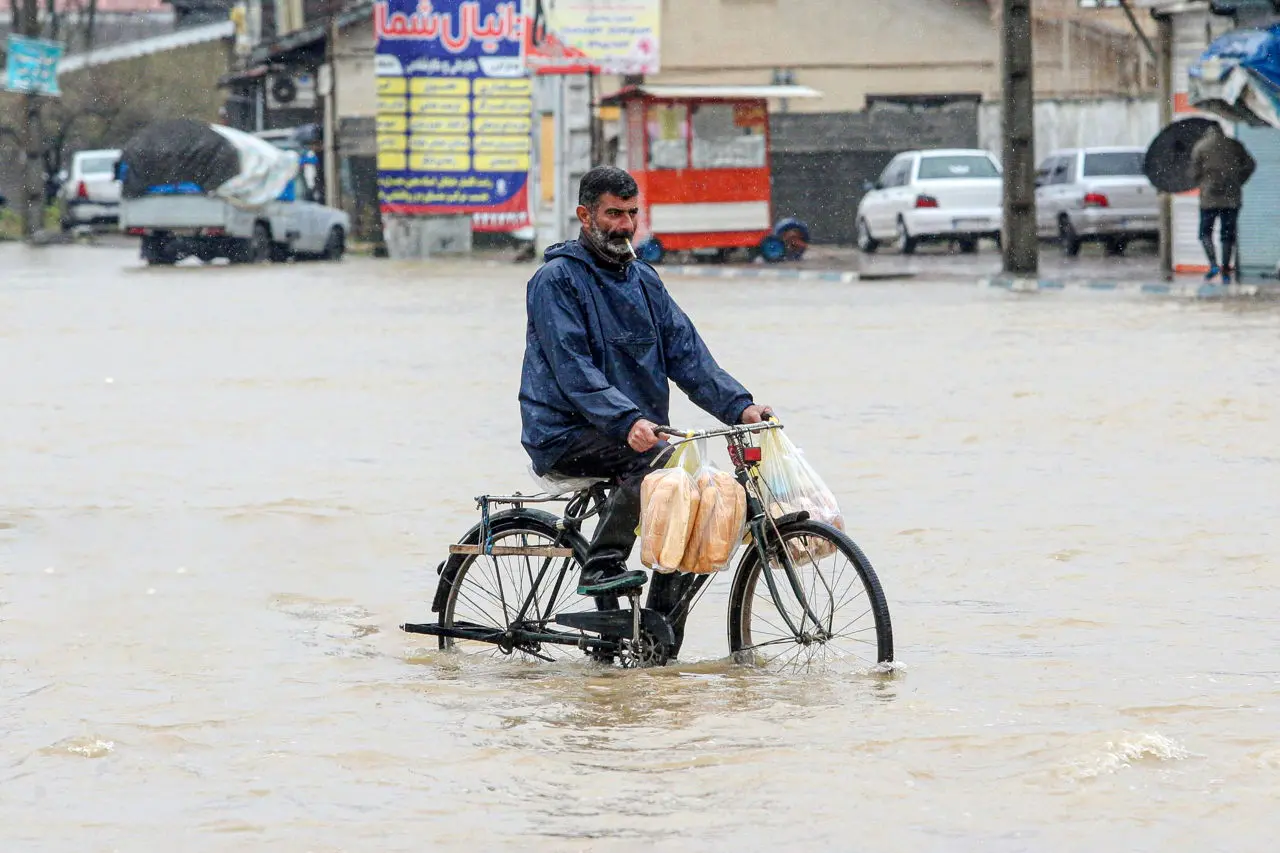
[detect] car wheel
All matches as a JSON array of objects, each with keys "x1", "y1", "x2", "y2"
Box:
[
  {"x1": 142, "y1": 235, "x2": 178, "y2": 266},
  {"x1": 957, "y1": 238, "x2": 979, "y2": 254},
  {"x1": 1104, "y1": 237, "x2": 1127, "y2": 257},
  {"x1": 897, "y1": 218, "x2": 917, "y2": 255},
  {"x1": 1059, "y1": 216, "x2": 1081, "y2": 257},
  {"x1": 322, "y1": 226, "x2": 346, "y2": 261},
  {"x1": 856, "y1": 218, "x2": 879, "y2": 254}
]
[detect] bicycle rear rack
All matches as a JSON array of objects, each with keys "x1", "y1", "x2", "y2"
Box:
[{"x1": 448, "y1": 544, "x2": 573, "y2": 558}]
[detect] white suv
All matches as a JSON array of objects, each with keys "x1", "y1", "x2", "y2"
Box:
[
  {"x1": 856, "y1": 148, "x2": 1004, "y2": 254},
  {"x1": 1035, "y1": 147, "x2": 1158, "y2": 256}
]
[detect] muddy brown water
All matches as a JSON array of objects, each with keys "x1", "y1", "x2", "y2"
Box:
[{"x1": 2, "y1": 244, "x2": 1279, "y2": 851}]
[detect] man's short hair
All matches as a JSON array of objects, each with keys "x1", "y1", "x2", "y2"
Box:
[{"x1": 579, "y1": 166, "x2": 638, "y2": 209}]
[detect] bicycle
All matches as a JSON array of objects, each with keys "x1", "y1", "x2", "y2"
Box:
[{"x1": 402, "y1": 421, "x2": 894, "y2": 671}]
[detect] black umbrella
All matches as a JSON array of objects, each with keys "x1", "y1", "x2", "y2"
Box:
[
  {"x1": 1143, "y1": 117, "x2": 1219, "y2": 193},
  {"x1": 119, "y1": 119, "x2": 242, "y2": 199}
]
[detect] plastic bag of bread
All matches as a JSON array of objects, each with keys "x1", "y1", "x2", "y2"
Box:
[
  {"x1": 639, "y1": 467, "x2": 700, "y2": 573},
  {"x1": 758, "y1": 426, "x2": 843, "y2": 562},
  {"x1": 680, "y1": 462, "x2": 747, "y2": 574}
]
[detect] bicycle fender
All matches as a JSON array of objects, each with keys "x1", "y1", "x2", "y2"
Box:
[{"x1": 772, "y1": 510, "x2": 811, "y2": 528}]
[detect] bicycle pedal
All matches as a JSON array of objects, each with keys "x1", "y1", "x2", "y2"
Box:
[{"x1": 554, "y1": 608, "x2": 675, "y2": 647}]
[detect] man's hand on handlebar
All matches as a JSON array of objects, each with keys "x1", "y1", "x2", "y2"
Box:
[
  {"x1": 740, "y1": 404, "x2": 774, "y2": 425},
  {"x1": 627, "y1": 418, "x2": 662, "y2": 452}
]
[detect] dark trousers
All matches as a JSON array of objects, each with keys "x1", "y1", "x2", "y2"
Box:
[
  {"x1": 550, "y1": 429, "x2": 696, "y2": 654},
  {"x1": 1199, "y1": 207, "x2": 1240, "y2": 272}
]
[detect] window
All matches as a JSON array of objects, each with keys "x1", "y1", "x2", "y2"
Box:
[
  {"x1": 891, "y1": 159, "x2": 913, "y2": 186},
  {"x1": 917, "y1": 155, "x2": 1000, "y2": 180},
  {"x1": 880, "y1": 157, "x2": 909, "y2": 188},
  {"x1": 1035, "y1": 158, "x2": 1057, "y2": 187},
  {"x1": 689, "y1": 102, "x2": 766, "y2": 169},
  {"x1": 78, "y1": 155, "x2": 118, "y2": 176},
  {"x1": 647, "y1": 103, "x2": 688, "y2": 170},
  {"x1": 1051, "y1": 157, "x2": 1072, "y2": 185},
  {"x1": 876, "y1": 160, "x2": 899, "y2": 188},
  {"x1": 1083, "y1": 151, "x2": 1145, "y2": 177}
]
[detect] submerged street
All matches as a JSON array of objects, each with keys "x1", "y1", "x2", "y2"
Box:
[{"x1": 3, "y1": 242, "x2": 1280, "y2": 851}]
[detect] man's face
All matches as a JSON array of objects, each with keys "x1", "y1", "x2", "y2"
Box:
[{"x1": 578, "y1": 192, "x2": 639, "y2": 260}]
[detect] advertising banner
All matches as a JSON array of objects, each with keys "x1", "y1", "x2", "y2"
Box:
[
  {"x1": 374, "y1": 0, "x2": 532, "y2": 231},
  {"x1": 525, "y1": 0, "x2": 660, "y2": 75},
  {"x1": 4, "y1": 35, "x2": 63, "y2": 97}
]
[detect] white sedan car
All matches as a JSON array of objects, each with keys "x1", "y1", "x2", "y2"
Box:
[
  {"x1": 856, "y1": 149, "x2": 1003, "y2": 254},
  {"x1": 1035, "y1": 146, "x2": 1158, "y2": 256}
]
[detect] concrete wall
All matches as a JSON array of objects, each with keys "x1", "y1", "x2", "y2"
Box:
[
  {"x1": 594, "y1": 0, "x2": 1154, "y2": 111},
  {"x1": 624, "y1": 0, "x2": 999, "y2": 112},
  {"x1": 770, "y1": 102, "x2": 981, "y2": 245},
  {"x1": 334, "y1": 19, "x2": 377, "y2": 119},
  {"x1": 978, "y1": 96, "x2": 1161, "y2": 164}
]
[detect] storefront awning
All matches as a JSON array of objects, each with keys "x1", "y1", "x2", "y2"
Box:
[{"x1": 1189, "y1": 24, "x2": 1280, "y2": 128}]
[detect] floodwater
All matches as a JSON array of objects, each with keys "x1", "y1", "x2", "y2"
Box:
[{"x1": 2, "y1": 242, "x2": 1279, "y2": 852}]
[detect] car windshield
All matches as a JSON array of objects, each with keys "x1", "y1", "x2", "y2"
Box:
[
  {"x1": 78, "y1": 155, "x2": 118, "y2": 176},
  {"x1": 1083, "y1": 151, "x2": 1145, "y2": 177},
  {"x1": 917, "y1": 155, "x2": 1000, "y2": 180}
]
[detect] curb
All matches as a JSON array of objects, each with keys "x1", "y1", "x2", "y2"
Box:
[
  {"x1": 980, "y1": 276, "x2": 1280, "y2": 299},
  {"x1": 662, "y1": 264, "x2": 860, "y2": 283}
]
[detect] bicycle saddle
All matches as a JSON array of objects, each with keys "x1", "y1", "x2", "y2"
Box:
[{"x1": 527, "y1": 465, "x2": 607, "y2": 496}]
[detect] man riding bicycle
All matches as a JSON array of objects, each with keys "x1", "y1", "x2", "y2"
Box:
[{"x1": 520, "y1": 166, "x2": 771, "y2": 601}]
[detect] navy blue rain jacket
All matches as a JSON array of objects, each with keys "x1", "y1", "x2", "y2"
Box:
[{"x1": 520, "y1": 239, "x2": 754, "y2": 474}]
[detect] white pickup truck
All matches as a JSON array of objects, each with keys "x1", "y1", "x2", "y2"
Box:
[{"x1": 120, "y1": 171, "x2": 349, "y2": 266}]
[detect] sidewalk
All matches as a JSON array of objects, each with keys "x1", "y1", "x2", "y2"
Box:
[{"x1": 659, "y1": 243, "x2": 1280, "y2": 298}]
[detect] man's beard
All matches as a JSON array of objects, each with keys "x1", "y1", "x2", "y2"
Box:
[{"x1": 584, "y1": 219, "x2": 634, "y2": 262}]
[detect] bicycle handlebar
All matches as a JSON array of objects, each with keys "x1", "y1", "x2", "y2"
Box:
[{"x1": 654, "y1": 420, "x2": 782, "y2": 442}]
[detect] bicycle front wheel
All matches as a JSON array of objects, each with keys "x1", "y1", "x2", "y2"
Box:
[{"x1": 727, "y1": 519, "x2": 893, "y2": 672}]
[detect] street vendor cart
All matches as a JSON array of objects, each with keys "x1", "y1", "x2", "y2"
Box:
[{"x1": 600, "y1": 84, "x2": 821, "y2": 264}]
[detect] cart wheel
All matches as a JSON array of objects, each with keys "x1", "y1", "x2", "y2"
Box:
[
  {"x1": 774, "y1": 217, "x2": 810, "y2": 260},
  {"x1": 636, "y1": 237, "x2": 664, "y2": 264},
  {"x1": 758, "y1": 234, "x2": 786, "y2": 263}
]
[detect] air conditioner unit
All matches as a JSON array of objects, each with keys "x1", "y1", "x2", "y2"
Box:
[{"x1": 266, "y1": 71, "x2": 317, "y2": 110}]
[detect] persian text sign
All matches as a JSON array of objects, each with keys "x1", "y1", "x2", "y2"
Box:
[
  {"x1": 374, "y1": 0, "x2": 532, "y2": 230},
  {"x1": 526, "y1": 0, "x2": 660, "y2": 75},
  {"x1": 4, "y1": 35, "x2": 63, "y2": 97}
]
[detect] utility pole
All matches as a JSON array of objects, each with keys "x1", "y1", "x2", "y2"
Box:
[
  {"x1": 18, "y1": 0, "x2": 44, "y2": 238},
  {"x1": 1156, "y1": 12, "x2": 1174, "y2": 281},
  {"x1": 324, "y1": 2, "x2": 341, "y2": 211},
  {"x1": 1001, "y1": 0, "x2": 1037, "y2": 277}
]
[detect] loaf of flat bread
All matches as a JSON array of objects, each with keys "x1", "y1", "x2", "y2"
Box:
[
  {"x1": 702, "y1": 472, "x2": 746, "y2": 567},
  {"x1": 640, "y1": 468, "x2": 700, "y2": 572},
  {"x1": 679, "y1": 471, "x2": 746, "y2": 574}
]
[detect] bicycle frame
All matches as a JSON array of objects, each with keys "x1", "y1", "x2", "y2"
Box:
[{"x1": 405, "y1": 421, "x2": 836, "y2": 660}]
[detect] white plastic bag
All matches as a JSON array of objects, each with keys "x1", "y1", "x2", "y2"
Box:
[{"x1": 758, "y1": 427, "x2": 843, "y2": 560}]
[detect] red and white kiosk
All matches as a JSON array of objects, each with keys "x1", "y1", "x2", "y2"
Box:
[{"x1": 600, "y1": 84, "x2": 821, "y2": 263}]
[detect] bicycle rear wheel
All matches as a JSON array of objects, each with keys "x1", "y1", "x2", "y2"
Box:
[
  {"x1": 438, "y1": 515, "x2": 597, "y2": 663},
  {"x1": 727, "y1": 519, "x2": 893, "y2": 672}
]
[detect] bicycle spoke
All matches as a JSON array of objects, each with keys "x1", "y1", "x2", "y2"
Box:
[
  {"x1": 738, "y1": 524, "x2": 889, "y2": 673},
  {"x1": 442, "y1": 525, "x2": 597, "y2": 664}
]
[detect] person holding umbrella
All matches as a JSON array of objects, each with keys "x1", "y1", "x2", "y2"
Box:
[{"x1": 1191, "y1": 124, "x2": 1257, "y2": 284}]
